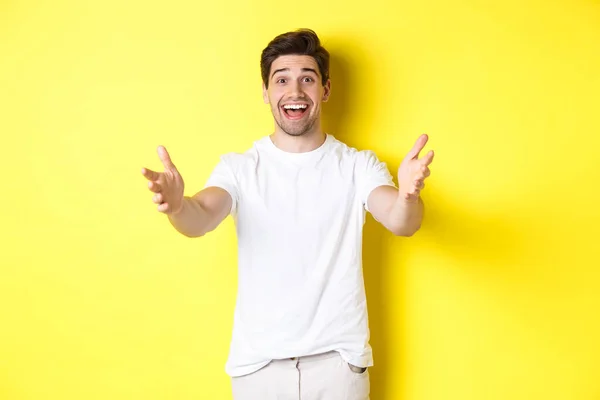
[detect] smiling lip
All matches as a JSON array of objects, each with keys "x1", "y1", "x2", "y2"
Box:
[{"x1": 281, "y1": 103, "x2": 310, "y2": 120}]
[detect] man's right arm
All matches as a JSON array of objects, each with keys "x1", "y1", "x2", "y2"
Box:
[
  {"x1": 167, "y1": 187, "x2": 232, "y2": 238},
  {"x1": 142, "y1": 145, "x2": 234, "y2": 238}
]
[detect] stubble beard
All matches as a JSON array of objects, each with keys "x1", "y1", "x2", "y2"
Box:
[{"x1": 273, "y1": 105, "x2": 318, "y2": 137}]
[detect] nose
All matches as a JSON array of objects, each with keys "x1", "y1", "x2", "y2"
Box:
[{"x1": 289, "y1": 80, "x2": 304, "y2": 98}]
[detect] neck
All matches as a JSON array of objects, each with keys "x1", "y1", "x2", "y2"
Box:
[{"x1": 270, "y1": 126, "x2": 326, "y2": 154}]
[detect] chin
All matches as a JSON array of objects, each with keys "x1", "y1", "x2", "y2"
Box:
[
  {"x1": 283, "y1": 128, "x2": 309, "y2": 137},
  {"x1": 277, "y1": 118, "x2": 316, "y2": 137}
]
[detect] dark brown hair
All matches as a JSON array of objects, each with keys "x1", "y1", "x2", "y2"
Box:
[{"x1": 260, "y1": 29, "x2": 330, "y2": 89}]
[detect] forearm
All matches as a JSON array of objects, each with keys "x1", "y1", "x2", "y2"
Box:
[
  {"x1": 167, "y1": 196, "x2": 213, "y2": 238},
  {"x1": 386, "y1": 196, "x2": 424, "y2": 236}
]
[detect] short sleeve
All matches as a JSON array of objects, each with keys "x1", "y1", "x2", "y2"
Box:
[
  {"x1": 204, "y1": 154, "x2": 239, "y2": 215},
  {"x1": 357, "y1": 150, "x2": 396, "y2": 212}
]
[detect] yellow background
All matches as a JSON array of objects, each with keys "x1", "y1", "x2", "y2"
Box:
[{"x1": 1, "y1": 0, "x2": 599, "y2": 399}]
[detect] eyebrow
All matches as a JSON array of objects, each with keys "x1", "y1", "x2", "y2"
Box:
[{"x1": 271, "y1": 68, "x2": 319, "y2": 79}]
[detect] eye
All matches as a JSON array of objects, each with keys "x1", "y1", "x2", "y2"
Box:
[
  {"x1": 276, "y1": 78, "x2": 286, "y2": 84},
  {"x1": 302, "y1": 77, "x2": 314, "y2": 83}
]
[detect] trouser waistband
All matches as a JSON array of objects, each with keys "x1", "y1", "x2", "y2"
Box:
[{"x1": 278, "y1": 350, "x2": 339, "y2": 363}]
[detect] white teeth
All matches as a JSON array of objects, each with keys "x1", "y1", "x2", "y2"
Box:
[{"x1": 283, "y1": 104, "x2": 308, "y2": 110}]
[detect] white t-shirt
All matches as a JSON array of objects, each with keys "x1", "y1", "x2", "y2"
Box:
[{"x1": 204, "y1": 133, "x2": 396, "y2": 377}]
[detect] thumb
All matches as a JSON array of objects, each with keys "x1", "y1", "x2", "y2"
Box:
[
  {"x1": 157, "y1": 146, "x2": 176, "y2": 170},
  {"x1": 405, "y1": 134, "x2": 428, "y2": 161}
]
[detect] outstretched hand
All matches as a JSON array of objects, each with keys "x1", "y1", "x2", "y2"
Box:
[
  {"x1": 397, "y1": 134, "x2": 434, "y2": 203},
  {"x1": 141, "y1": 146, "x2": 185, "y2": 214}
]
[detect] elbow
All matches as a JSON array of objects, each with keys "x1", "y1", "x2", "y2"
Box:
[
  {"x1": 176, "y1": 222, "x2": 215, "y2": 238},
  {"x1": 391, "y1": 223, "x2": 421, "y2": 237},
  {"x1": 392, "y1": 230, "x2": 415, "y2": 237},
  {"x1": 181, "y1": 232, "x2": 198, "y2": 238},
  {"x1": 178, "y1": 229, "x2": 207, "y2": 238}
]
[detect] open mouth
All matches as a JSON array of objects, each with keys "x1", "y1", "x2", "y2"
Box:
[{"x1": 281, "y1": 103, "x2": 309, "y2": 120}]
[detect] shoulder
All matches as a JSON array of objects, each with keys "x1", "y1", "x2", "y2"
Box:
[{"x1": 215, "y1": 136, "x2": 266, "y2": 168}]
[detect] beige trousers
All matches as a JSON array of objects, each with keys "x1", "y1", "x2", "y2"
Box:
[{"x1": 231, "y1": 351, "x2": 370, "y2": 400}]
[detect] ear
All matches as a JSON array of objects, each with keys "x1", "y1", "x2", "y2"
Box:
[
  {"x1": 322, "y1": 79, "x2": 331, "y2": 102},
  {"x1": 262, "y1": 83, "x2": 269, "y2": 104}
]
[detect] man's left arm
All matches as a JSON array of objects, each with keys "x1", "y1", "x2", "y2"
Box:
[{"x1": 367, "y1": 134, "x2": 434, "y2": 236}]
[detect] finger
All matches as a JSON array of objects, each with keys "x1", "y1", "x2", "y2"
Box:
[
  {"x1": 405, "y1": 134, "x2": 429, "y2": 160},
  {"x1": 414, "y1": 179, "x2": 425, "y2": 190},
  {"x1": 141, "y1": 167, "x2": 160, "y2": 181},
  {"x1": 157, "y1": 202, "x2": 170, "y2": 213},
  {"x1": 148, "y1": 180, "x2": 162, "y2": 193},
  {"x1": 158, "y1": 146, "x2": 176, "y2": 170},
  {"x1": 404, "y1": 186, "x2": 421, "y2": 198},
  {"x1": 152, "y1": 193, "x2": 163, "y2": 204},
  {"x1": 411, "y1": 167, "x2": 427, "y2": 181},
  {"x1": 403, "y1": 191, "x2": 419, "y2": 203},
  {"x1": 421, "y1": 150, "x2": 434, "y2": 166}
]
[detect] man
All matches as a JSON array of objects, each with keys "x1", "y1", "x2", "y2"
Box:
[{"x1": 141, "y1": 29, "x2": 433, "y2": 400}]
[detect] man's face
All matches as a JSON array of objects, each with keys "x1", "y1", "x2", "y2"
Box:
[{"x1": 263, "y1": 55, "x2": 331, "y2": 137}]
